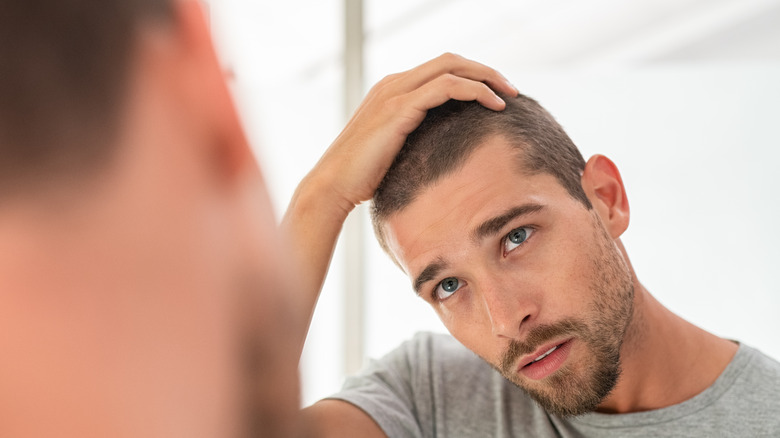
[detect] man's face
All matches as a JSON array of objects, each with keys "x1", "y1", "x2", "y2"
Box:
[{"x1": 383, "y1": 136, "x2": 634, "y2": 417}]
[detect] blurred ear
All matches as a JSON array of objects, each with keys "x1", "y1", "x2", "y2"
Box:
[
  {"x1": 149, "y1": 0, "x2": 253, "y2": 183},
  {"x1": 581, "y1": 154, "x2": 630, "y2": 238}
]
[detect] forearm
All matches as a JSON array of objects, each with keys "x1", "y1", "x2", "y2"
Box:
[{"x1": 281, "y1": 169, "x2": 353, "y2": 328}]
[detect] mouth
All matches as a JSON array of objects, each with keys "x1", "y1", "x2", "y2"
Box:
[{"x1": 517, "y1": 339, "x2": 573, "y2": 380}]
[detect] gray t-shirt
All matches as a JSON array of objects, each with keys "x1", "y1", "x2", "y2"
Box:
[{"x1": 330, "y1": 332, "x2": 780, "y2": 437}]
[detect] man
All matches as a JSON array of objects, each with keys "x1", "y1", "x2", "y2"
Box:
[
  {"x1": 0, "y1": 0, "x2": 513, "y2": 435},
  {"x1": 289, "y1": 80, "x2": 780, "y2": 434}
]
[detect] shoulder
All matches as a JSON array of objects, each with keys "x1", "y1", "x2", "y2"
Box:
[
  {"x1": 355, "y1": 332, "x2": 484, "y2": 373},
  {"x1": 337, "y1": 332, "x2": 484, "y2": 397},
  {"x1": 332, "y1": 332, "x2": 547, "y2": 437},
  {"x1": 395, "y1": 331, "x2": 482, "y2": 363},
  {"x1": 712, "y1": 343, "x2": 780, "y2": 432},
  {"x1": 395, "y1": 331, "x2": 474, "y2": 354},
  {"x1": 342, "y1": 332, "x2": 486, "y2": 392},
  {"x1": 744, "y1": 344, "x2": 780, "y2": 372},
  {"x1": 733, "y1": 344, "x2": 780, "y2": 395}
]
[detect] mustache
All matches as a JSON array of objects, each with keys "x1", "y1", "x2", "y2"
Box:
[{"x1": 500, "y1": 319, "x2": 588, "y2": 374}]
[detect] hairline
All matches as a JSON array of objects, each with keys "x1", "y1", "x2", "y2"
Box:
[{"x1": 373, "y1": 132, "x2": 591, "y2": 269}]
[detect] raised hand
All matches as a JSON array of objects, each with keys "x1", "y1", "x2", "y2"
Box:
[
  {"x1": 316, "y1": 53, "x2": 518, "y2": 213},
  {"x1": 282, "y1": 53, "x2": 518, "y2": 322}
]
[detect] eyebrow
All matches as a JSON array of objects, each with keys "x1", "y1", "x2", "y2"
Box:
[
  {"x1": 413, "y1": 258, "x2": 448, "y2": 296},
  {"x1": 411, "y1": 203, "x2": 545, "y2": 296},
  {"x1": 471, "y1": 203, "x2": 545, "y2": 242}
]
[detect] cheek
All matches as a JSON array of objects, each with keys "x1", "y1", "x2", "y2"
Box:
[
  {"x1": 435, "y1": 302, "x2": 503, "y2": 362},
  {"x1": 532, "y1": 229, "x2": 598, "y2": 307}
]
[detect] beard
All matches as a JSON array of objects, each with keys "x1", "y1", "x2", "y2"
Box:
[{"x1": 494, "y1": 216, "x2": 635, "y2": 417}]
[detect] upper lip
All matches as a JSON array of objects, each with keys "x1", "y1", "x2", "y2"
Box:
[{"x1": 517, "y1": 338, "x2": 572, "y2": 370}]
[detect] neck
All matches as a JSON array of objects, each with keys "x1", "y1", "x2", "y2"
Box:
[{"x1": 595, "y1": 279, "x2": 738, "y2": 414}]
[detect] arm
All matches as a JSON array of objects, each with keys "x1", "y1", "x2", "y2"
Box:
[
  {"x1": 281, "y1": 53, "x2": 518, "y2": 328},
  {"x1": 302, "y1": 400, "x2": 387, "y2": 438},
  {"x1": 283, "y1": 54, "x2": 517, "y2": 436}
]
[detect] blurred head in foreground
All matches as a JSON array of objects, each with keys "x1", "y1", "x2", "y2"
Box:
[{"x1": 0, "y1": 0, "x2": 302, "y2": 436}]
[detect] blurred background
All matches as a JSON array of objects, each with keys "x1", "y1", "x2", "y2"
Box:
[{"x1": 205, "y1": 0, "x2": 780, "y2": 406}]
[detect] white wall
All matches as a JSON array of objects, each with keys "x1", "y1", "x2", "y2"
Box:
[{"x1": 208, "y1": 0, "x2": 780, "y2": 406}]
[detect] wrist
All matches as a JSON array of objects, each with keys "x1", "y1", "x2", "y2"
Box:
[{"x1": 283, "y1": 169, "x2": 356, "y2": 230}]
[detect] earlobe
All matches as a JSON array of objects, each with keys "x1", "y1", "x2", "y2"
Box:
[{"x1": 581, "y1": 155, "x2": 630, "y2": 238}]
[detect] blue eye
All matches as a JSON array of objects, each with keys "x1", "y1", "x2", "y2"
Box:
[
  {"x1": 435, "y1": 277, "x2": 462, "y2": 300},
  {"x1": 504, "y1": 227, "x2": 533, "y2": 253}
]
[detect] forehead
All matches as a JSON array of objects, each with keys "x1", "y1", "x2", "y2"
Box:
[{"x1": 383, "y1": 135, "x2": 577, "y2": 275}]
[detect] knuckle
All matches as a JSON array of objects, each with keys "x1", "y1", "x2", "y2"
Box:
[
  {"x1": 381, "y1": 72, "x2": 400, "y2": 84},
  {"x1": 439, "y1": 73, "x2": 460, "y2": 88},
  {"x1": 438, "y1": 52, "x2": 462, "y2": 63},
  {"x1": 371, "y1": 73, "x2": 400, "y2": 91},
  {"x1": 369, "y1": 76, "x2": 390, "y2": 92}
]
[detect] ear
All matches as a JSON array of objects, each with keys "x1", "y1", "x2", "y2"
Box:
[
  {"x1": 159, "y1": 0, "x2": 253, "y2": 183},
  {"x1": 581, "y1": 155, "x2": 630, "y2": 238}
]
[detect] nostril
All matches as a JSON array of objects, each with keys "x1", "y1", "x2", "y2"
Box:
[{"x1": 522, "y1": 314, "x2": 531, "y2": 324}]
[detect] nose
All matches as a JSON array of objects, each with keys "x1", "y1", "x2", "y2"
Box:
[{"x1": 479, "y1": 276, "x2": 536, "y2": 339}]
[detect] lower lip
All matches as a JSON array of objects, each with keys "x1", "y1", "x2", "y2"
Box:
[{"x1": 518, "y1": 339, "x2": 573, "y2": 380}]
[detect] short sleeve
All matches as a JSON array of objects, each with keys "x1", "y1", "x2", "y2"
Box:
[
  {"x1": 326, "y1": 332, "x2": 547, "y2": 437},
  {"x1": 326, "y1": 333, "x2": 442, "y2": 438}
]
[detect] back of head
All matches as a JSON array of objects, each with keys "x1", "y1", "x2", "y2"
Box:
[
  {"x1": 372, "y1": 94, "x2": 592, "y2": 256},
  {"x1": 0, "y1": 0, "x2": 171, "y2": 197},
  {"x1": 0, "y1": 2, "x2": 304, "y2": 437}
]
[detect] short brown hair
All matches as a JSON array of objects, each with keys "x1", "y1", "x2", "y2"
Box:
[
  {"x1": 0, "y1": 0, "x2": 172, "y2": 196},
  {"x1": 371, "y1": 94, "x2": 591, "y2": 258}
]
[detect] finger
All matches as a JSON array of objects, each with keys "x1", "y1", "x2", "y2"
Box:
[
  {"x1": 390, "y1": 75, "x2": 508, "y2": 136},
  {"x1": 390, "y1": 53, "x2": 518, "y2": 97},
  {"x1": 415, "y1": 74, "x2": 507, "y2": 110}
]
